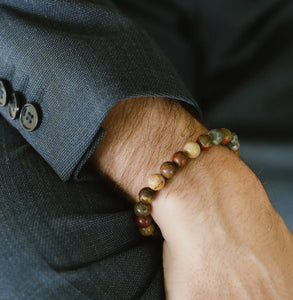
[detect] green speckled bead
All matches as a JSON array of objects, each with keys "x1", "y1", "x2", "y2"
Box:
[
  {"x1": 220, "y1": 128, "x2": 232, "y2": 144},
  {"x1": 197, "y1": 135, "x2": 212, "y2": 151},
  {"x1": 139, "y1": 187, "x2": 155, "y2": 204},
  {"x1": 227, "y1": 132, "x2": 240, "y2": 152},
  {"x1": 231, "y1": 142, "x2": 240, "y2": 152},
  {"x1": 229, "y1": 132, "x2": 239, "y2": 144},
  {"x1": 139, "y1": 223, "x2": 155, "y2": 236},
  {"x1": 208, "y1": 129, "x2": 224, "y2": 145},
  {"x1": 160, "y1": 161, "x2": 177, "y2": 179},
  {"x1": 134, "y1": 202, "x2": 151, "y2": 217}
]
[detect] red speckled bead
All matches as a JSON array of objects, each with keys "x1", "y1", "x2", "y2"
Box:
[
  {"x1": 139, "y1": 223, "x2": 155, "y2": 236},
  {"x1": 136, "y1": 215, "x2": 152, "y2": 228},
  {"x1": 220, "y1": 128, "x2": 232, "y2": 145},
  {"x1": 172, "y1": 151, "x2": 188, "y2": 167},
  {"x1": 197, "y1": 135, "x2": 212, "y2": 151},
  {"x1": 160, "y1": 161, "x2": 177, "y2": 179}
]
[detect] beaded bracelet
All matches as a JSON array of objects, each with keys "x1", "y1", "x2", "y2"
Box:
[{"x1": 133, "y1": 128, "x2": 240, "y2": 237}]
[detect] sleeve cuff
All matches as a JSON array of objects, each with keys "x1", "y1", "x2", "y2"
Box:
[{"x1": 0, "y1": 2, "x2": 201, "y2": 181}]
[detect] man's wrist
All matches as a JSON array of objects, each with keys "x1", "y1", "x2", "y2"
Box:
[
  {"x1": 89, "y1": 96, "x2": 205, "y2": 202},
  {"x1": 89, "y1": 95, "x2": 286, "y2": 247},
  {"x1": 89, "y1": 95, "x2": 293, "y2": 298}
]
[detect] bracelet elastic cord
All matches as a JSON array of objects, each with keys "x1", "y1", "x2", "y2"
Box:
[{"x1": 134, "y1": 128, "x2": 240, "y2": 237}]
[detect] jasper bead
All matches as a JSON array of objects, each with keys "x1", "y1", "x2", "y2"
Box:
[
  {"x1": 183, "y1": 141, "x2": 201, "y2": 158},
  {"x1": 227, "y1": 132, "x2": 240, "y2": 151},
  {"x1": 172, "y1": 151, "x2": 188, "y2": 167},
  {"x1": 228, "y1": 132, "x2": 238, "y2": 144},
  {"x1": 139, "y1": 223, "x2": 155, "y2": 236},
  {"x1": 197, "y1": 135, "x2": 212, "y2": 151},
  {"x1": 160, "y1": 161, "x2": 176, "y2": 179},
  {"x1": 139, "y1": 187, "x2": 155, "y2": 204},
  {"x1": 208, "y1": 129, "x2": 224, "y2": 145},
  {"x1": 220, "y1": 128, "x2": 232, "y2": 144},
  {"x1": 134, "y1": 202, "x2": 151, "y2": 217},
  {"x1": 229, "y1": 141, "x2": 240, "y2": 152},
  {"x1": 148, "y1": 173, "x2": 165, "y2": 190},
  {"x1": 136, "y1": 215, "x2": 152, "y2": 228}
]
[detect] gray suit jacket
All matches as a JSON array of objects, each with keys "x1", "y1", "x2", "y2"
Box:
[
  {"x1": 0, "y1": 0, "x2": 200, "y2": 181},
  {"x1": 0, "y1": 1, "x2": 200, "y2": 299}
]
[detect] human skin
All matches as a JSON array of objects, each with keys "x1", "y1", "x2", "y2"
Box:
[{"x1": 89, "y1": 96, "x2": 293, "y2": 299}]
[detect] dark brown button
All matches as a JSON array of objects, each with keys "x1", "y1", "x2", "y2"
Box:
[
  {"x1": 0, "y1": 80, "x2": 8, "y2": 107},
  {"x1": 19, "y1": 103, "x2": 39, "y2": 131},
  {"x1": 8, "y1": 92, "x2": 21, "y2": 119}
]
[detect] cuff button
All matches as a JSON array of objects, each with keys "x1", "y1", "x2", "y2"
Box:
[
  {"x1": 8, "y1": 92, "x2": 21, "y2": 119},
  {"x1": 19, "y1": 103, "x2": 40, "y2": 132},
  {"x1": 0, "y1": 80, "x2": 8, "y2": 107}
]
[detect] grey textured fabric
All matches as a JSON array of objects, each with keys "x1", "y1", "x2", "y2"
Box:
[
  {"x1": 0, "y1": 1, "x2": 200, "y2": 299},
  {"x1": 0, "y1": 0, "x2": 200, "y2": 181},
  {"x1": 0, "y1": 115, "x2": 165, "y2": 299}
]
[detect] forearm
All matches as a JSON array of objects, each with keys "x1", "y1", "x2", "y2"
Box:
[
  {"x1": 89, "y1": 96, "x2": 274, "y2": 233},
  {"x1": 89, "y1": 96, "x2": 293, "y2": 299},
  {"x1": 89, "y1": 95, "x2": 286, "y2": 246}
]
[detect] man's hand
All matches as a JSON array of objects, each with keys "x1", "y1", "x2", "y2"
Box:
[
  {"x1": 90, "y1": 97, "x2": 293, "y2": 299},
  {"x1": 157, "y1": 145, "x2": 293, "y2": 299}
]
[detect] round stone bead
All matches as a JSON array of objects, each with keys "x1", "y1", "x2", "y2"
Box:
[
  {"x1": 139, "y1": 223, "x2": 155, "y2": 236},
  {"x1": 228, "y1": 132, "x2": 239, "y2": 144},
  {"x1": 196, "y1": 135, "x2": 212, "y2": 151},
  {"x1": 139, "y1": 187, "x2": 155, "y2": 204},
  {"x1": 134, "y1": 202, "x2": 151, "y2": 217},
  {"x1": 220, "y1": 128, "x2": 232, "y2": 144},
  {"x1": 136, "y1": 215, "x2": 152, "y2": 228},
  {"x1": 229, "y1": 141, "x2": 240, "y2": 152},
  {"x1": 183, "y1": 141, "x2": 201, "y2": 158},
  {"x1": 208, "y1": 129, "x2": 224, "y2": 145},
  {"x1": 172, "y1": 151, "x2": 188, "y2": 167},
  {"x1": 160, "y1": 161, "x2": 176, "y2": 179},
  {"x1": 148, "y1": 173, "x2": 165, "y2": 191},
  {"x1": 227, "y1": 132, "x2": 240, "y2": 151}
]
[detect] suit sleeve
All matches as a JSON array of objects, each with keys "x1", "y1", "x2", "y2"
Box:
[{"x1": 0, "y1": 0, "x2": 201, "y2": 181}]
